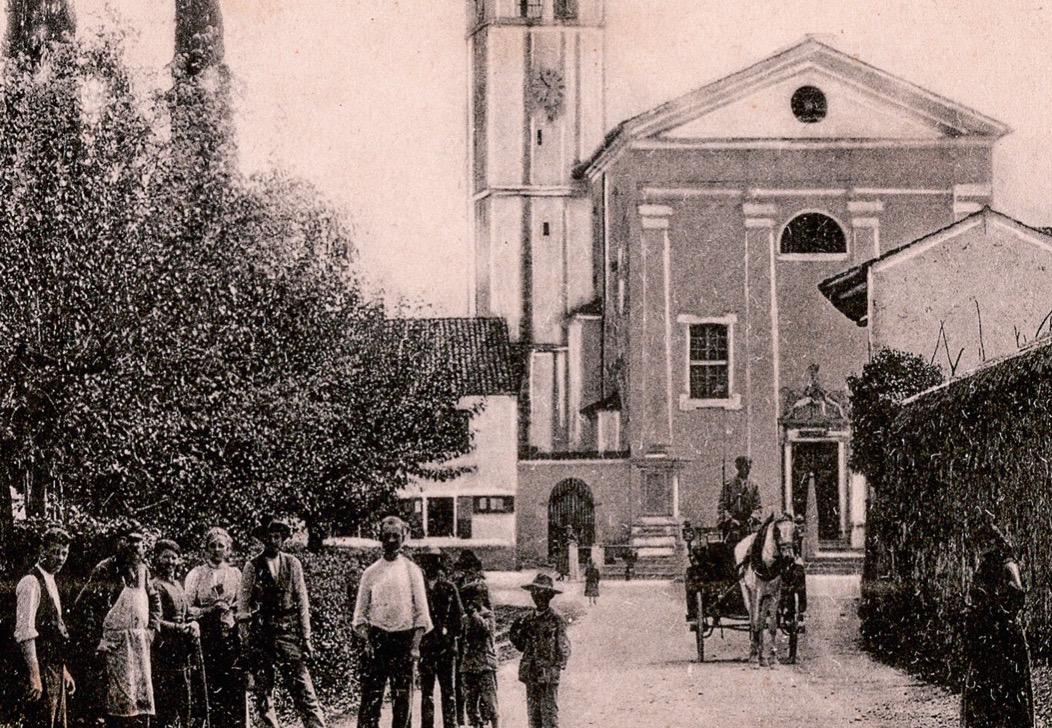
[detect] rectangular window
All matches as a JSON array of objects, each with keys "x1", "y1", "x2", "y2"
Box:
[
  {"x1": 688, "y1": 324, "x2": 729, "y2": 399},
  {"x1": 475, "y1": 496, "x2": 515, "y2": 513},
  {"x1": 457, "y1": 496, "x2": 474, "y2": 539},
  {"x1": 537, "y1": 129, "x2": 543, "y2": 146},
  {"x1": 542, "y1": 222, "x2": 550, "y2": 236},
  {"x1": 555, "y1": 0, "x2": 578, "y2": 19},
  {"x1": 520, "y1": 0, "x2": 542, "y2": 18},
  {"x1": 427, "y1": 497, "x2": 455, "y2": 538}
]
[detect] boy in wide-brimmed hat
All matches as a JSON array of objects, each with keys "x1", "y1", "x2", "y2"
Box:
[{"x1": 508, "y1": 574, "x2": 571, "y2": 728}]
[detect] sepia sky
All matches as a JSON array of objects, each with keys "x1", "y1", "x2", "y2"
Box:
[{"x1": 63, "y1": 0, "x2": 1052, "y2": 314}]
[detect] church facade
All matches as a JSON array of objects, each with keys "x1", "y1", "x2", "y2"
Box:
[{"x1": 465, "y1": 0, "x2": 1008, "y2": 566}]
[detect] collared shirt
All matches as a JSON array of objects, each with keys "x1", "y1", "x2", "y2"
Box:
[
  {"x1": 352, "y1": 554, "x2": 433, "y2": 634},
  {"x1": 14, "y1": 565, "x2": 62, "y2": 644}
]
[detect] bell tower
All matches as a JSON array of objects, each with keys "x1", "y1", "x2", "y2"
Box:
[{"x1": 468, "y1": 0, "x2": 605, "y2": 453}]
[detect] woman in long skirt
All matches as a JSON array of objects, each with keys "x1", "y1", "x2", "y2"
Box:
[
  {"x1": 584, "y1": 559, "x2": 600, "y2": 605},
  {"x1": 184, "y1": 527, "x2": 246, "y2": 728},
  {"x1": 960, "y1": 515, "x2": 1034, "y2": 728}
]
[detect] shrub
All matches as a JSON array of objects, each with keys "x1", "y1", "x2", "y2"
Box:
[{"x1": 860, "y1": 339, "x2": 1052, "y2": 687}]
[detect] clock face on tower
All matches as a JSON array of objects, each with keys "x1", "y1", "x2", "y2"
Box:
[{"x1": 529, "y1": 67, "x2": 565, "y2": 121}]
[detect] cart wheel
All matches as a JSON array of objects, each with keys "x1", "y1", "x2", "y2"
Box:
[
  {"x1": 787, "y1": 594, "x2": 799, "y2": 664},
  {"x1": 695, "y1": 591, "x2": 705, "y2": 662}
]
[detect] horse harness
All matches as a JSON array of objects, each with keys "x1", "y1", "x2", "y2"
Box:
[{"x1": 741, "y1": 515, "x2": 793, "y2": 582}]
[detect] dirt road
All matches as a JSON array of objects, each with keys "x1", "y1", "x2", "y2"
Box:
[{"x1": 344, "y1": 573, "x2": 962, "y2": 728}]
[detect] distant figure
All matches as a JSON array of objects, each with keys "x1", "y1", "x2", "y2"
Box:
[
  {"x1": 718, "y1": 456, "x2": 762, "y2": 546},
  {"x1": 460, "y1": 585, "x2": 500, "y2": 728},
  {"x1": 583, "y1": 560, "x2": 600, "y2": 606},
  {"x1": 417, "y1": 549, "x2": 462, "y2": 728},
  {"x1": 509, "y1": 574, "x2": 571, "y2": 728},
  {"x1": 352, "y1": 515, "x2": 432, "y2": 728},
  {"x1": 15, "y1": 526, "x2": 74, "y2": 728},
  {"x1": 565, "y1": 527, "x2": 580, "y2": 582},
  {"x1": 960, "y1": 514, "x2": 1034, "y2": 727},
  {"x1": 622, "y1": 548, "x2": 637, "y2": 582}
]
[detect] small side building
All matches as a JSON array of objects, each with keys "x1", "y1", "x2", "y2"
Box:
[
  {"x1": 397, "y1": 317, "x2": 522, "y2": 568},
  {"x1": 820, "y1": 208, "x2": 1052, "y2": 378}
]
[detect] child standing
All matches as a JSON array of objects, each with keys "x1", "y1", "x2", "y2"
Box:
[
  {"x1": 583, "y1": 560, "x2": 600, "y2": 606},
  {"x1": 509, "y1": 574, "x2": 571, "y2": 728},
  {"x1": 460, "y1": 586, "x2": 499, "y2": 728}
]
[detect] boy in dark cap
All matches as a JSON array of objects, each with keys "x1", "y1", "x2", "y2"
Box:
[
  {"x1": 417, "y1": 549, "x2": 462, "y2": 728},
  {"x1": 508, "y1": 574, "x2": 570, "y2": 728},
  {"x1": 152, "y1": 539, "x2": 198, "y2": 728}
]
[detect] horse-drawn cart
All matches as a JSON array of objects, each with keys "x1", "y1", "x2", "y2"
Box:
[{"x1": 684, "y1": 525, "x2": 805, "y2": 664}]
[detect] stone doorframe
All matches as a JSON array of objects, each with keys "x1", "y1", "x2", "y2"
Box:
[{"x1": 783, "y1": 428, "x2": 850, "y2": 539}]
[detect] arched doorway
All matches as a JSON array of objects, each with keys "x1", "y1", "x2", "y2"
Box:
[{"x1": 547, "y1": 479, "x2": 595, "y2": 563}]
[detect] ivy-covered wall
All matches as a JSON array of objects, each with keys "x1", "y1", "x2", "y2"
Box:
[{"x1": 859, "y1": 339, "x2": 1052, "y2": 685}]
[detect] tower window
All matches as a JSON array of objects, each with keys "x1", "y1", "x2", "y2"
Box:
[
  {"x1": 520, "y1": 0, "x2": 542, "y2": 19},
  {"x1": 542, "y1": 222, "x2": 550, "y2": 236},
  {"x1": 537, "y1": 129, "x2": 543, "y2": 146},
  {"x1": 555, "y1": 0, "x2": 578, "y2": 19},
  {"x1": 780, "y1": 212, "x2": 847, "y2": 256}
]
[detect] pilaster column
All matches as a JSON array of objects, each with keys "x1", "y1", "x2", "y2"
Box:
[
  {"x1": 637, "y1": 204, "x2": 675, "y2": 453},
  {"x1": 742, "y1": 203, "x2": 781, "y2": 512},
  {"x1": 848, "y1": 200, "x2": 883, "y2": 257}
]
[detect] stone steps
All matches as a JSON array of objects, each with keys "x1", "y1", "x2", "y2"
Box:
[{"x1": 808, "y1": 550, "x2": 864, "y2": 575}]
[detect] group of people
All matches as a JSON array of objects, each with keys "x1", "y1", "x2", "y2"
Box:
[{"x1": 15, "y1": 515, "x2": 326, "y2": 728}]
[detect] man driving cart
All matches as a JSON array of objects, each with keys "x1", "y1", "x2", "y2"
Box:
[{"x1": 717, "y1": 456, "x2": 762, "y2": 547}]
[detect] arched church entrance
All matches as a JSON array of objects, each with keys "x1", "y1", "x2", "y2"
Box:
[{"x1": 547, "y1": 479, "x2": 595, "y2": 563}]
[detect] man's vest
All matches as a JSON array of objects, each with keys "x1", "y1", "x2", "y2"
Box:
[
  {"x1": 32, "y1": 569, "x2": 68, "y2": 669},
  {"x1": 250, "y1": 553, "x2": 295, "y2": 622}
]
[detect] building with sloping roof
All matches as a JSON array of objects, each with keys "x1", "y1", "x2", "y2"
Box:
[
  {"x1": 394, "y1": 318, "x2": 522, "y2": 564},
  {"x1": 820, "y1": 208, "x2": 1052, "y2": 378},
  {"x1": 464, "y1": 0, "x2": 1016, "y2": 567}
]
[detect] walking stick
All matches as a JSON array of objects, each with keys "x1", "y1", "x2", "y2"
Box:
[{"x1": 193, "y1": 632, "x2": 212, "y2": 728}]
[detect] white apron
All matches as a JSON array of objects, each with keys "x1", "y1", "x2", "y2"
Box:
[{"x1": 99, "y1": 570, "x2": 155, "y2": 717}]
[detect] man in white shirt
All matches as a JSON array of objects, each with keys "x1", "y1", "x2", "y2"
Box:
[
  {"x1": 15, "y1": 526, "x2": 75, "y2": 728},
  {"x1": 352, "y1": 515, "x2": 433, "y2": 728}
]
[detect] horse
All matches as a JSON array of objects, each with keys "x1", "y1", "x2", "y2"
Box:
[{"x1": 733, "y1": 513, "x2": 798, "y2": 667}]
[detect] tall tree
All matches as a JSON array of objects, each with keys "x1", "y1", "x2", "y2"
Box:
[{"x1": 6, "y1": 0, "x2": 74, "y2": 62}]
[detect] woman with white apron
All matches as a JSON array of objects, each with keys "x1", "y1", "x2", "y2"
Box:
[{"x1": 97, "y1": 564, "x2": 155, "y2": 727}]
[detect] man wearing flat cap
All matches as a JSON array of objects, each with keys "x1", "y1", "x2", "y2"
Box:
[
  {"x1": 509, "y1": 574, "x2": 570, "y2": 728},
  {"x1": 352, "y1": 515, "x2": 433, "y2": 728},
  {"x1": 15, "y1": 526, "x2": 74, "y2": 728},
  {"x1": 239, "y1": 516, "x2": 326, "y2": 728},
  {"x1": 718, "y1": 456, "x2": 762, "y2": 546}
]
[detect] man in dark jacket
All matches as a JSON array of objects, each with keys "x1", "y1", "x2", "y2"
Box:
[
  {"x1": 238, "y1": 517, "x2": 326, "y2": 728},
  {"x1": 15, "y1": 527, "x2": 75, "y2": 728},
  {"x1": 509, "y1": 574, "x2": 571, "y2": 728},
  {"x1": 718, "y1": 456, "x2": 762, "y2": 545},
  {"x1": 417, "y1": 550, "x2": 463, "y2": 728}
]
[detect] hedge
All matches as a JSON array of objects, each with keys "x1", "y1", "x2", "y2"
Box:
[{"x1": 860, "y1": 339, "x2": 1052, "y2": 686}]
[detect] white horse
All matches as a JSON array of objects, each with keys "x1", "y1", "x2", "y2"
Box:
[{"x1": 733, "y1": 513, "x2": 798, "y2": 667}]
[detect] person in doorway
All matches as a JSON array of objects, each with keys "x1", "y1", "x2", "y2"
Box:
[
  {"x1": 351, "y1": 515, "x2": 432, "y2": 728},
  {"x1": 239, "y1": 517, "x2": 326, "y2": 728},
  {"x1": 960, "y1": 512, "x2": 1034, "y2": 727},
  {"x1": 622, "y1": 548, "x2": 637, "y2": 582},
  {"x1": 184, "y1": 526, "x2": 245, "y2": 728},
  {"x1": 508, "y1": 574, "x2": 571, "y2": 728},
  {"x1": 718, "y1": 456, "x2": 762, "y2": 546},
  {"x1": 74, "y1": 518, "x2": 162, "y2": 728},
  {"x1": 151, "y1": 539, "x2": 198, "y2": 728},
  {"x1": 417, "y1": 549, "x2": 462, "y2": 728},
  {"x1": 583, "y1": 560, "x2": 600, "y2": 606},
  {"x1": 15, "y1": 526, "x2": 75, "y2": 728},
  {"x1": 460, "y1": 585, "x2": 499, "y2": 728}
]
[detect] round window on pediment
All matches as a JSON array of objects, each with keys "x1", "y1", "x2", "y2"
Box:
[
  {"x1": 791, "y1": 85, "x2": 827, "y2": 123},
  {"x1": 780, "y1": 212, "x2": 846, "y2": 255}
]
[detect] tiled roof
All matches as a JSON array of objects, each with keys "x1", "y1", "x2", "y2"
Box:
[{"x1": 386, "y1": 317, "x2": 520, "y2": 396}]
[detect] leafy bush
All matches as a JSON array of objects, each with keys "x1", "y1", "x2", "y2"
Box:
[{"x1": 860, "y1": 340, "x2": 1052, "y2": 687}]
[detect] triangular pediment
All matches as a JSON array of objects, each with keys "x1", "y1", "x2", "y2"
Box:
[{"x1": 579, "y1": 39, "x2": 1008, "y2": 176}]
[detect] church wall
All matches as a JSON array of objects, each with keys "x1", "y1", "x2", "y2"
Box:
[
  {"x1": 486, "y1": 196, "x2": 525, "y2": 339},
  {"x1": 516, "y1": 459, "x2": 633, "y2": 564},
  {"x1": 485, "y1": 27, "x2": 526, "y2": 187},
  {"x1": 604, "y1": 141, "x2": 992, "y2": 526},
  {"x1": 530, "y1": 196, "x2": 568, "y2": 343}
]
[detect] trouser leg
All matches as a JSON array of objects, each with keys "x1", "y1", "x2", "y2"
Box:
[
  {"x1": 419, "y1": 663, "x2": 438, "y2": 728},
  {"x1": 281, "y1": 658, "x2": 326, "y2": 728},
  {"x1": 385, "y1": 640, "x2": 414, "y2": 728},
  {"x1": 436, "y1": 655, "x2": 457, "y2": 728},
  {"x1": 356, "y1": 645, "x2": 387, "y2": 728},
  {"x1": 463, "y1": 672, "x2": 481, "y2": 727},
  {"x1": 454, "y1": 651, "x2": 466, "y2": 727},
  {"x1": 478, "y1": 671, "x2": 498, "y2": 728},
  {"x1": 537, "y1": 682, "x2": 558, "y2": 728},
  {"x1": 251, "y1": 657, "x2": 281, "y2": 728}
]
